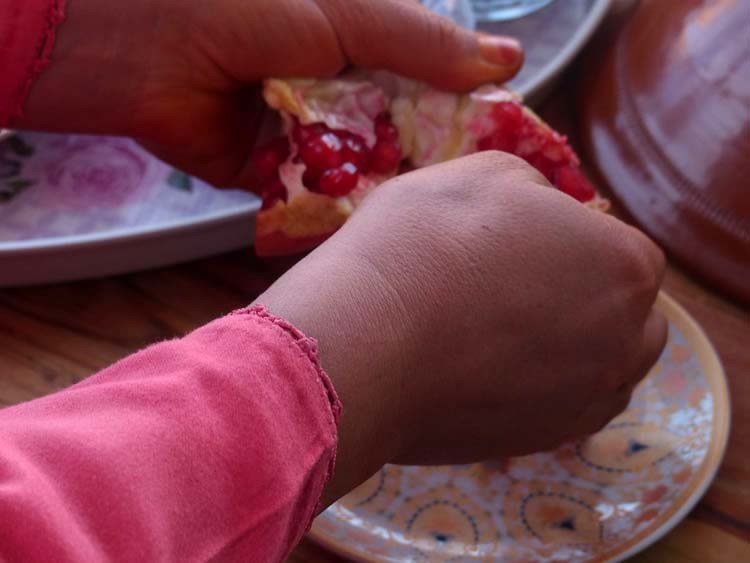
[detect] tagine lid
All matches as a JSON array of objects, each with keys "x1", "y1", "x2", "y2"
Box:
[{"x1": 579, "y1": 0, "x2": 750, "y2": 303}]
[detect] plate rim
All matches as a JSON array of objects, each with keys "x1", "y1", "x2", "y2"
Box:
[
  {"x1": 308, "y1": 291, "x2": 731, "y2": 563},
  {"x1": 608, "y1": 291, "x2": 731, "y2": 562},
  {"x1": 0, "y1": 199, "x2": 260, "y2": 254},
  {"x1": 516, "y1": 0, "x2": 613, "y2": 99}
]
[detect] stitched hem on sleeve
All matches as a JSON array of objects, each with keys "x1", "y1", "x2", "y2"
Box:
[
  {"x1": 230, "y1": 304, "x2": 342, "y2": 529},
  {"x1": 0, "y1": 0, "x2": 67, "y2": 125}
]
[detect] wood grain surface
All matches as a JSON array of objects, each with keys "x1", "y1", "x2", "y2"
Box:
[
  {"x1": 1, "y1": 30, "x2": 748, "y2": 563},
  {"x1": 0, "y1": 250, "x2": 747, "y2": 562}
]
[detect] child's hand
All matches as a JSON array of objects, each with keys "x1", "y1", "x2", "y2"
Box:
[
  {"x1": 14, "y1": 0, "x2": 522, "y2": 186},
  {"x1": 257, "y1": 152, "x2": 667, "y2": 506}
]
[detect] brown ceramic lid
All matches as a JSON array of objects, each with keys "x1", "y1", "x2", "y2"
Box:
[{"x1": 579, "y1": 0, "x2": 750, "y2": 303}]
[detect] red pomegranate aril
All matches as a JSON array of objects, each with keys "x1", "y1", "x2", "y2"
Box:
[
  {"x1": 269, "y1": 136, "x2": 290, "y2": 159},
  {"x1": 319, "y1": 162, "x2": 359, "y2": 197},
  {"x1": 300, "y1": 132, "x2": 344, "y2": 170},
  {"x1": 293, "y1": 122, "x2": 327, "y2": 145},
  {"x1": 370, "y1": 141, "x2": 401, "y2": 174},
  {"x1": 555, "y1": 165, "x2": 596, "y2": 202},
  {"x1": 250, "y1": 151, "x2": 279, "y2": 186},
  {"x1": 492, "y1": 101, "x2": 524, "y2": 131},
  {"x1": 524, "y1": 153, "x2": 558, "y2": 182},
  {"x1": 261, "y1": 179, "x2": 287, "y2": 210},
  {"x1": 477, "y1": 131, "x2": 516, "y2": 153},
  {"x1": 250, "y1": 136, "x2": 289, "y2": 184},
  {"x1": 341, "y1": 134, "x2": 370, "y2": 172},
  {"x1": 302, "y1": 167, "x2": 322, "y2": 191},
  {"x1": 374, "y1": 113, "x2": 399, "y2": 143}
]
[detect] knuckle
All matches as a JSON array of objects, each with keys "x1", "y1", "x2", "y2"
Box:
[
  {"x1": 468, "y1": 150, "x2": 548, "y2": 184},
  {"x1": 431, "y1": 15, "x2": 461, "y2": 53},
  {"x1": 617, "y1": 228, "x2": 663, "y2": 297}
]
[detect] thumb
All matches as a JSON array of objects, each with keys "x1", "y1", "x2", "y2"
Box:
[{"x1": 318, "y1": 0, "x2": 523, "y2": 91}]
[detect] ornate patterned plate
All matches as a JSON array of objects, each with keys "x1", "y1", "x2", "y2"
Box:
[
  {"x1": 0, "y1": 133, "x2": 259, "y2": 286},
  {"x1": 310, "y1": 292, "x2": 730, "y2": 562}
]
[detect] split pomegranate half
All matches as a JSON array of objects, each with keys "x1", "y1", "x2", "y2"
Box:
[{"x1": 249, "y1": 74, "x2": 606, "y2": 256}]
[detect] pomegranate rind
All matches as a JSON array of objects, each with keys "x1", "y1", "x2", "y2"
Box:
[{"x1": 255, "y1": 228, "x2": 335, "y2": 257}]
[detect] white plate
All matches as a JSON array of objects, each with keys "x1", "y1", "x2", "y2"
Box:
[
  {"x1": 0, "y1": 134, "x2": 259, "y2": 286},
  {"x1": 0, "y1": 0, "x2": 609, "y2": 286},
  {"x1": 494, "y1": 0, "x2": 611, "y2": 103}
]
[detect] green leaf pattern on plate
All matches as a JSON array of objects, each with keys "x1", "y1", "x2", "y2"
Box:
[{"x1": 0, "y1": 136, "x2": 35, "y2": 203}]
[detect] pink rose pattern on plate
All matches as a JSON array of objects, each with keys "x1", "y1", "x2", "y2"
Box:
[
  {"x1": 311, "y1": 296, "x2": 729, "y2": 562},
  {"x1": 42, "y1": 136, "x2": 151, "y2": 210},
  {"x1": 0, "y1": 136, "x2": 35, "y2": 202},
  {"x1": 0, "y1": 133, "x2": 257, "y2": 242}
]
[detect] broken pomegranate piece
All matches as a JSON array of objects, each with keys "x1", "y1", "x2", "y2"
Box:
[
  {"x1": 251, "y1": 111, "x2": 403, "y2": 204},
  {"x1": 339, "y1": 132, "x2": 370, "y2": 172},
  {"x1": 260, "y1": 179, "x2": 287, "y2": 210},
  {"x1": 251, "y1": 73, "x2": 606, "y2": 257},
  {"x1": 319, "y1": 162, "x2": 360, "y2": 197},
  {"x1": 555, "y1": 165, "x2": 596, "y2": 203},
  {"x1": 299, "y1": 131, "x2": 345, "y2": 171},
  {"x1": 249, "y1": 136, "x2": 290, "y2": 194}
]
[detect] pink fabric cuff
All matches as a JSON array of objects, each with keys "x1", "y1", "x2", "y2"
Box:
[
  {"x1": 0, "y1": 0, "x2": 66, "y2": 125},
  {"x1": 0, "y1": 304, "x2": 342, "y2": 562},
  {"x1": 232, "y1": 304, "x2": 343, "y2": 528}
]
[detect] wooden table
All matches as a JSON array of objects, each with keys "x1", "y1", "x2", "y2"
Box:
[
  {"x1": 1, "y1": 248, "x2": 747, "y2": 563},
  {"x1": 1, "y1": 43, "x2": 749, "y2": 563}
]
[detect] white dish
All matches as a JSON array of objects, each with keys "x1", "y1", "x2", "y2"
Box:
[
  {"x1": 0, "y1": 133, "x2": 259, "y2": 286},
  {"x1": 496, "y1": 0, "x2": 611, "y2": 103}
]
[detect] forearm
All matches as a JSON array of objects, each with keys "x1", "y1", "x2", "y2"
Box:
[
  {"x1": 0, "y1": 307, "x2": 340, "y2": 562},
  {"x1": 256, "y1": 243, "x2": 409, "y2": 510}
]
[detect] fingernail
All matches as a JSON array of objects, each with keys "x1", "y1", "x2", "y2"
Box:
[{"x1": 478, "y1": 35, "x2": 523, "y2": 67}]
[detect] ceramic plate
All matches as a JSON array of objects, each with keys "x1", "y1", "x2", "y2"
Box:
[
  {"x1": 0, "y1": 133, "x2": 260, "y2": 286},
  {"x1": 494, "y1": 0, "x2": 611, "y2": 103},
  {"x1": 310, "y1": 292, "x2": 730, "y2": 562}
]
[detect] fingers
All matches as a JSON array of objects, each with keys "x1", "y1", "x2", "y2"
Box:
[
  {"x1": 637, "y1": 309, "x2": 669, "y2": 380},
  {"x1": 578, "y1": 310, "x2": 666, "y2": 439},
  {"x1": 317, "y1": 0, "x2": 523, "y2": 91}
]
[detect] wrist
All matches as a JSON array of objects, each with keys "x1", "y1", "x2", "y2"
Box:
[{"x1": 255, "y1": 247, "x2": 412, "y2": 508}]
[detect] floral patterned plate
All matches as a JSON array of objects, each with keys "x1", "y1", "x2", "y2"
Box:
[
  {"x1": 0, "y1": 133, "x2": 259, "y2": 286},
  {"x1": 310, "y1": 292, "x2": 730, "y2": 562}
]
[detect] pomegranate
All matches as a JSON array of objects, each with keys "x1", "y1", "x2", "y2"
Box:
[
  {"x1": 478, "y1": 102, "x2": 524, "y2": 153},
  {"x1": 555, "y1": 165, "x2": 596, "y2": 203},
  {"x1": 261, "y1": 179, "x2": 287, "y2": 210},
  {"x1": 253, "y1": 74, "x2": 605, "y2": 257},
  {"x1": 319, "y1": 162, "x2": 360, "y2": 197},
  {"x1": 374, "y1": 112, "x2": 399, "y2": 143},
  {"x1": 293, "y1": 123, "x2": 327, "y2": 146},
  {"x1": 340, "y1": 133, "x2": 370, "y2": 172},
  {"x1": 300, "y1": 132, "x2": 344, "y2": 171},
  {"x1": 251, "y1": 113, "x2": 403, "y2": 202},
  {"x1": 370, "y1": 141, "x2": 402, "y2": 174},
  {"x1": 250, "y1": 137, "x2": 289, "y2": 189}
]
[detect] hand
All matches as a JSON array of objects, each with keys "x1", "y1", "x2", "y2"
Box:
[
  {"x1": 13, "y1": 0, "x2": 522, "y2": 186},
  {"x1": 256, "y1": 152, "x2": 668, "y2": 506}
]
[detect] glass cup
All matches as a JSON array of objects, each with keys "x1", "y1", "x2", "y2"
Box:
[{"x1": 470, "y1": 0, "x2": 556, "y2": 22}]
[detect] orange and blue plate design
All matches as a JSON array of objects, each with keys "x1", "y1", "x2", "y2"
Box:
[{"x1": 311, "y1": 293, "x2": 730, "y2": 562}]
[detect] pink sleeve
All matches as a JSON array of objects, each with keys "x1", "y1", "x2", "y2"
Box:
[
  {"x1": 0, "y1": 0, "x2": 66, "y2": 125},
  {"x1": 0, "y1": 305, "x2": 341, "y2": 562}
]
